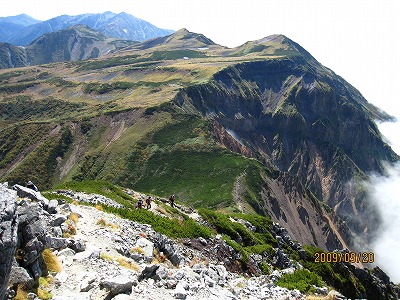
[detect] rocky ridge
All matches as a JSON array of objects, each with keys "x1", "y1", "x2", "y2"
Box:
[
  {"x1": 2, "y1": 182, "x2": 399, "y2": 300},
  {"x1": 0, "y1": 183, "x2": 18, "y2": 300},
  {"x1": 1, "y1": 183, "x2": 309, "y2": 300}
]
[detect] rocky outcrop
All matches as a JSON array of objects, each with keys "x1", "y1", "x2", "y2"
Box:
[
  {"x1": 13, "y1": 184, "x2": 49, "y2": 207},
  {"x1": 0, "y1": 183, "x2": 90, "y2": 298},
  {"x1": 0, "y1": 183, "x2": 18, "y2": 300}
]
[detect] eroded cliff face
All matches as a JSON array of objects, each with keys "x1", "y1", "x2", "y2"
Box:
[{"x1": 174, "y1": 57, "x2": 398, "y2": 248}]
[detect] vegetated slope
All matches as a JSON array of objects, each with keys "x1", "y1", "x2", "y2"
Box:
[
  {"x1": 0, "y1": 43, "x2": 28, "y2": 68},
  {"x1": 0, "y1": 30, "x2": 395, "y2": 254},
  {"x1": 0, "y1": 25, "x2": 136, "y2": 69},
  {"x1": 2, "y1": 11, "x2": 173, "y2": 46}
]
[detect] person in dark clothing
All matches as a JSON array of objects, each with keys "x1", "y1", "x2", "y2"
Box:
[
  {"x1": 169, "y1": 194, "x2": 175, "y2": 207},
  {"x1": 137, "y1": 198, "x2": 143, "y2": 209},
  {"x1": 26, "y1": 181, "x2": 38, "y2": 192},
  {"x1": 145, "y1": 196, "x2": 151, "y2": 209}
]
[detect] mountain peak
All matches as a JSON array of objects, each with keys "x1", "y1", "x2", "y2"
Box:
[
  {"x1": 167, "y1": 28, "x2": 216, "y2": 46},
  {"x1": 176, "y1": 28, "x2": 190, "y2": 34},
  {"x1": 228, "y1": 33, "x2": 316, "y2": 62},
  {"x1": 0, "y1": 13, "x2": 40, "y2": 26}
]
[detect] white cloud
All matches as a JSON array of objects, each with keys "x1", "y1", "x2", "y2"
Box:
[{"x1": 369, "y1": 161, "x2": 400, "y2": 283}]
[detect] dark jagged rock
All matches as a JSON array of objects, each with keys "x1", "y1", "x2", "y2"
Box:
[
  {"x1": 44, "y1": 235, "x2": 69, "y2": 250},
  {"x1": 9, "y1": 265, "x2": 34, "y2": 289},
  {"x1": 68, "y1": 238, "x2": 85, "y2": 253},
  {"x1": 100, "y1": 275, "x2": 136, "y2": 296},
  {"x1": 352, "y1": 266, "x2": 400, "y2": 300},
  {"x1": 21, "y1": 237, "x2": 45, "y2": 266},
  {"x1": 152, "y1": 233, "x2": 185, "y2": 266},
  {"x1": 138, "y1": 264, "x2": 160, "y2": 281},
  {"x1": 0, "y1": 183, "x2": 18, "y2": 300}
]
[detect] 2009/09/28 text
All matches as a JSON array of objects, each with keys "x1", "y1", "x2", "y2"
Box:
[{"x1": 314, "y1": 252, "x2": 374, "y2": 263}]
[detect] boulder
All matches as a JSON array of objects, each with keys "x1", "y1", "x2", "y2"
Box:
[
  {"x1": 153, "y1": 233, "x2": 184, "y2": 266},
  {"x1": 0, "y1": 183, "x2": 18, "y2": 300},
  {"x1": 173, "y1": 284, "x2": 187, "y2": 299},
  {"x1": 9, "y1": 265, "x2": 34, "y2": 288},
  {"x1": 135, "y1": 237, "x2": 154, "y2": 258},
  {"x1": 100, "y1": 275, "x2": 135, "y2": 295},
  {"x1": 17, "y1": 204, "x2": 41, "y2": 227},
  {"x1": 79, "y1": 272, "x2": 97, "y2": 292},
  {"x1": 47, "y1": 200, "x2": 59, "y2": 214},
  {"x1": 52, "y1": 226, "x2": 63, "y2": 237},
  {"x1": 29, "y1": 259, "x2": 42, "y2": 280},
  {"x1": 44, "y1": 235, "x2": 69, "y2": 250},
  {"x1": 22, "y1": 238, "x2": 45, "y2": 266},
  {"x1": 327, "y1": 290, "x2": 347, "y2": 300},
  {"x1": 12, "y1": 184, "x2": 49, "y2": 207},
  {"x1": 50, "y1": 215, "x2": 67, "y2": 227},
  {"x1": 21, "y1": 219, "x2": 47, "y2": 242},
  {"x1": 58, "y1": 248, "x2": 76, "y2": 257},
  {"x1": 68, "y1": 238, "x2": 85, "y2": 253},
  {"x1": 138, "y1": 264, "x2": 160, "y2": 281},
  {"x1": 155, "y1": 265, "x2": 169, "y2": 280}
]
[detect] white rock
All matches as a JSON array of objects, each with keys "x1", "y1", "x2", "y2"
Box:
[
  {"x1": 112, "y1": 295, "x2": 132, "y2": 300},
  {"x1": 135, "y1": 237, "x2": 154, "y2": 258},
  {"x1": 155, "y1": 265, "x2": 169, "y2": 280},
  {"x1": 55, "y1": 271, "x2": 69, "y2": 284},
  {"x1": 281, "y1": 267, "x2": 295, "y2": 275},
  {"x1": 52, "y1": 290, "x2": 91, "y2": 300},
  {"x1": 173, "y1": 285, "x2": 187, "y2": 299},
  {"x1": 176, "y1": 280, "x2": 189, "y2": 291},
  {"x1": 327, "y1": 290, "x2": 347, "y2": 300},
  {"x1": 79, "y1": 272, "x2": 97, "y2": 292},
  {"x1": 174, "y1": 269, "x2": 186, "y2": 280}
]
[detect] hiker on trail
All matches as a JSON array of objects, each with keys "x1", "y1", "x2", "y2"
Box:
[
  {"x1": 145, "y1": 196, "x2": 151, "y2": 209},
  {"x1": 26, "y1": 181, "x2": 38, "y2": 192},
  {"x1": 169, "y1": 194, "x2": 175, "y2": 208},
  {"x1": 137, "y1": 198, "x2": 143, "y2": 209}
]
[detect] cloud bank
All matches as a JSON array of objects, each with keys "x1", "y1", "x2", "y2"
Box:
[{"x1": 367, "y1": 121, "x2": 400, "y2": 283}]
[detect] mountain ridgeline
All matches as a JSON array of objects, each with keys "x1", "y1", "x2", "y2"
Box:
[
  {"x1": 0, "y1": 25, "x2": 136, "y2": 68},
  {"x1": 0, "y1": 27, "x2": 397, "y2": 261},
  {"x1": 0, "y1": 12, "x2": 174, "y2": 46}
]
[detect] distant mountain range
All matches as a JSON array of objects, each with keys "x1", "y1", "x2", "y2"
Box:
[
  {"x1": 0, "y1": 25, "x2": 136, "y2": 68},
  {"x1": 0, "y1": 11, "x2": 174, "y2": 46}
]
